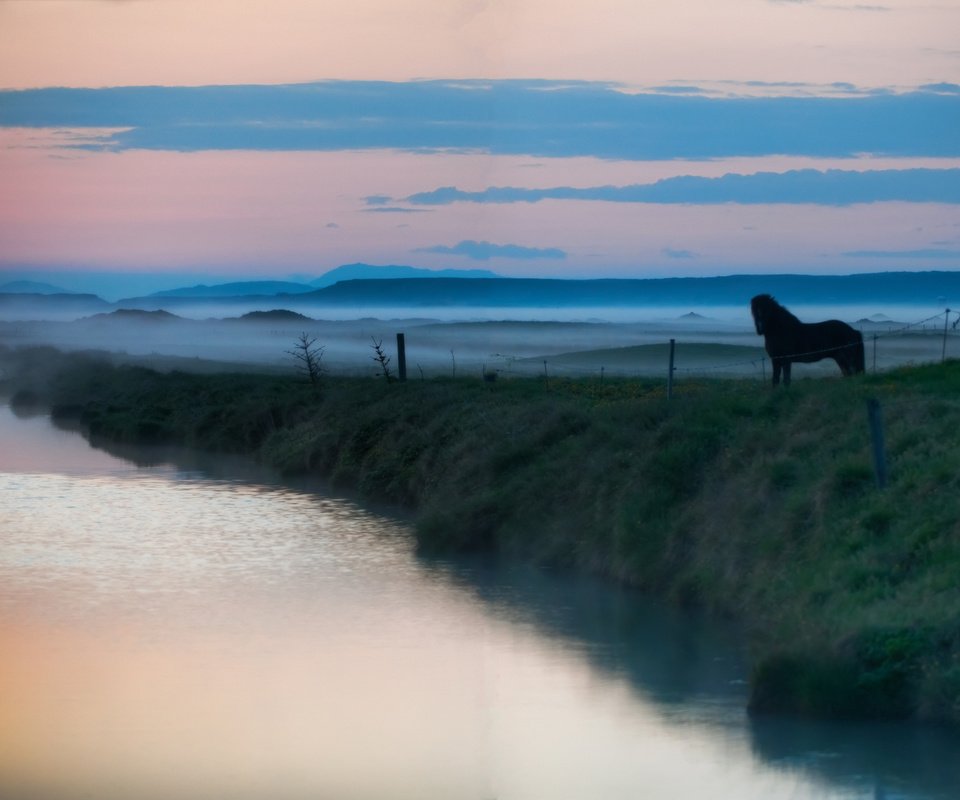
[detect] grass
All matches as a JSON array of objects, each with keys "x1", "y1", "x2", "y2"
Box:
[{"x1": 2, "y1": 343, "x2": 959, "y2": 725}]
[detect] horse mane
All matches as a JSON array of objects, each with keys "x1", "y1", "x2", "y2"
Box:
[{"x1": 751, "y1": 293, "x2": 801, "y2": 328}]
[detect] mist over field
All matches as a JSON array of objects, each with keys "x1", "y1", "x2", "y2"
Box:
[
  {"x1": 0, "y1": 308, "x2": 751, "y2": 376},
  {"x1": 4, "y1": 267, "x2": 960, "y2": 383},
  {"x1": 1, "y1": 296, "x2": 956, "y2": 381}
]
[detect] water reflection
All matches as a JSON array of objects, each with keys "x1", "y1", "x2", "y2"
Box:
[
  {"x1": 425, "y1": 556, "x2": 749, "y2": 717},
  {"x1": 749, "y1": 716, "x2": 960, "y2": 800},
  {"x1": 426, "y1": 557, "x2": 960, "y2": 799},
  {"x1": 1, "y1": 405, "x2": 957, "y2": 799}
]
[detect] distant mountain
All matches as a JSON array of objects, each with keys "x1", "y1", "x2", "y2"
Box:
[
  {"x1": 147, "y1": 281, "x2": 316, "y2": 298},
  {"x1": 82, "y1": 309, "x2": 182, "y2": 322},
  {"x1": 0, "y1": 280, "x2": 71, "y2": 294},
  {"x1": 310, "y1": 263, "x2": 501, "y2": 288},
  {"x1": 115, "y1": 266, "x2": 503, "y2": 309},
  {"x1": 234, "y1": 309, "x2": 315, "y2": 322},
  {"x1": 299, "y1": 272, "x2": 960, "y2": 308},
  {"x1": 14, "y1": 271, "x2": 958, "y2": 322},
  {"x1": 0, "y1": 292, "x2": 111, "y2": 314},
  {"x1": 137, "y1": 268, "x2": 501, "y2": 299},
  {"x1": 114, "y1": 294, "x2": 283, "y2": 311}
]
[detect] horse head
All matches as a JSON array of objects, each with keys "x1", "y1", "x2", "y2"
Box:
[{"x1": 750, "y1": 294, "x2": 775, "y2": 336}]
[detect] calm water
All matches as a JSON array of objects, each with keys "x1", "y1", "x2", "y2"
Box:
[{"x1": 1, "y1": 405, "x2": 957, "y2": 800}]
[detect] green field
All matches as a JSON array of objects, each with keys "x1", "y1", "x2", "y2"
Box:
[
  {"x1": 515, "y1": 341, "x2": 768, "y2": 378},
  {"x1": 3, "y1": 344, "x2": 959, "y2": 725}
]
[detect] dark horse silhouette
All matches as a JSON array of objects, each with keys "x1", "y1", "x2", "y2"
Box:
[{"x1": 750, "y1": 294, "x2": 865, "y2": 387}]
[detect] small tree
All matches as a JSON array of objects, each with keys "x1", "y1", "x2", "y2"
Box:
[
  {"x1": 287, "y1": 332, "x2": 326, "y2": 391},
  {"x1": 371, "y1": 337, "x2": 394, "y2": 381}
]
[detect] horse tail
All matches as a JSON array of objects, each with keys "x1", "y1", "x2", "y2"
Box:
[{"x1": 853, "y1": 331, "x2": 865, "y2": 374}]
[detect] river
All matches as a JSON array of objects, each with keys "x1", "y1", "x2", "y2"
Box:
[{"x1": 0, "y1": 404, "x2": 957, "y2": 799}]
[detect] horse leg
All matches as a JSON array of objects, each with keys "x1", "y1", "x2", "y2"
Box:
[
  {"x1": 782, "y1": 361, "x2": 792, "y2": 387},
  {"x1": 772, "y1": 360, "x2": 782, "y2": 387},
  {"x1": 847, "y1": 340, "x2": 866, "y2": 375}
]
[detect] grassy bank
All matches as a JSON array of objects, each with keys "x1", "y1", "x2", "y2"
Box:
[{"x1": 3, "y1": 344, "x2": 959, "y2": 725}]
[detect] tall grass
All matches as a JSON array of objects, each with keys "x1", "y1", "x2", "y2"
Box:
[{"x1": 3, "y1": 344, "x2": 959, "y2": 724}]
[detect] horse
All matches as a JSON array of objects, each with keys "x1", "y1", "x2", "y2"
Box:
[{"x1": 750, "y1": 294, "x2": 865, "y2": 387}]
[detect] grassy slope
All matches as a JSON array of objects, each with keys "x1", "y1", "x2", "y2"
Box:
[{"x1": 3, "y1": 345, "x2": 959, "y2": 724}]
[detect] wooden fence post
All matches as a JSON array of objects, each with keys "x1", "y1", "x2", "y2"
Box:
[
  {"x1": 396, "y1": 332, "x2": 407, "y2": 382},
  {"x1": 942, "y1": 309, "x2": 950, "y2": 363},
  {"x1": 866, "y1": 398, "x2": 887, "y2": 489},
  {"x1": 667, "y1": 339, "x2": 675, "y2": 400}
]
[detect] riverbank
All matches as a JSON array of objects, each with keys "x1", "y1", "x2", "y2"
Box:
[{"x1": 2, "y1": 344, "x2": 958, "y2": 725}]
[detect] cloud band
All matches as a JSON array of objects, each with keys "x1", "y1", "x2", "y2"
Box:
[
  {"x1": 404, "y1": 168, "x2": 960, "y2": 207},
  {"x1": 2, "y1": 80, "x2": 957, "y2": 160}
]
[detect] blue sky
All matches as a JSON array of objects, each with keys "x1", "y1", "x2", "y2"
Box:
[{"x1": 0, "y1": 1, "x2": 958, "y2": 293}]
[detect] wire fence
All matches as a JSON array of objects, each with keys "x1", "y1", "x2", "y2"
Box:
[
  {"x1": 475, "y1": 310, "x2": 960, "y2": 489},
  {"x1": 260, "y1": 308, "x2": 960, "y2": 386},
  {"x1": 474, "y1": 308, "x2": 960, "y2": 386}
]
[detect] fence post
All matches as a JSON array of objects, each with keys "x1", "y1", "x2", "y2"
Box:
[
  {"x1": 396, "y1": 332, "x2": 407, "y2": 382},
  {"x1": 873, "y1": 333, "x2": 878, "y2": 373},
  {"x1": 866, "y1": 398, "x2": 887, "y2": 489},
  {"x1": 942, "y1": 309, "x2": 950, "y2": 363},
  {"x1": 667, "y1": 339, "x2": 675, "y2": 400}
]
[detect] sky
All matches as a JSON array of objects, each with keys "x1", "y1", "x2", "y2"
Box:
[{"x1": 0, "y1": 0, "x2": 959, "y2": 295}]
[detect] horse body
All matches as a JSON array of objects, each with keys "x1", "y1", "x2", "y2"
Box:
[{"x1": 750, "y1": 294, "x2": 865, "y2": 387}]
